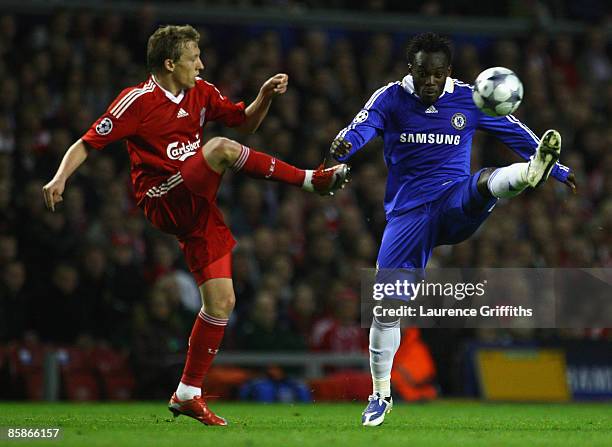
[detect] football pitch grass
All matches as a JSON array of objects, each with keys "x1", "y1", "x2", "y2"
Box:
[{"x1": 0, "y1": 401, "x2": 610, "y2": 447}]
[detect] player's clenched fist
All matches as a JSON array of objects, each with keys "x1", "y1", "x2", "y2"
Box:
[
  {"x1": 330, "y1": 137, "x2": 352, "y2": 161},
  {"x1": 42, "y1": 178, "x2": 66, "y2": 212},
  {"x1": 261, "y1": 73, "x2": 288, "y2": 97}
]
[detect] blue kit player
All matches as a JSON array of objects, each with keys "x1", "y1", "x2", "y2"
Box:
[{"x1": 330, "y1": 33, "x2": 577, "y2": 426}]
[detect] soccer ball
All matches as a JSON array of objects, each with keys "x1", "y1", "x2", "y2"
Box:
[{"x1": 472, "y1": 67, "x2": 524, "y2": 117}]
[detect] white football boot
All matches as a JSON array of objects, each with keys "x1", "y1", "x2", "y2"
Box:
[{"x1": 526, "y1": 129, "x2": 561, "y2": 188}]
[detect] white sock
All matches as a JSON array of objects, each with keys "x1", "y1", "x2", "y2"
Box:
[
  {"x1": 487, "y1": 163, "x2": 529, "y2": 198},
  {"x1": 369, "y1": 319, "x2": 401, "y2": 398},
  {"x1": 176, "y1": 382, "x2": 201, "y2": 401},
  {"x1": 302, "y1": 170, "x2": 314, "y2": 192}
]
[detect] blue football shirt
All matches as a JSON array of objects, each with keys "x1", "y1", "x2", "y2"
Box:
[{"x1": 336, "y1": 75, "x2": 571, "y2": 218}]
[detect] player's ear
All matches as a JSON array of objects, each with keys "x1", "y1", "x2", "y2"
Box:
[
  {"x1": 407, "y1": 63, "x2": 412, "y2": 75},
  {"x1": 447, "y1": 65, "x2": 452, "y2": 76},
  {"x1": 163, "y1": 58, "x2": 175, "y2": 73}
]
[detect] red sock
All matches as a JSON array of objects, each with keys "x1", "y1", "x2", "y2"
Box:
[
  {"x1": 180, "y1": 311, "x2": 227, "y2": 387},
  {"x1": 231, "y1": 145, "x2": 305, "y2": 186}
]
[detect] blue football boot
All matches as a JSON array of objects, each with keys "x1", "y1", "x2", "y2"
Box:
[{"x1": 361, "y1": 392, "x2": 393, "y2": 426}]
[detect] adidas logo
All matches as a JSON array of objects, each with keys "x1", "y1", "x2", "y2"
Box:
[
  {"x1": 425, "y1": 105, "x2": 438, "y2": 114},
  {"x1": 177, "y1": 108, "x2": 189, "y2": 118}
]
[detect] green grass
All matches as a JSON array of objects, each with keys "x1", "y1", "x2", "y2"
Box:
[{"x1": 0, "y1": 401, "x2": 610, "y2": 447}]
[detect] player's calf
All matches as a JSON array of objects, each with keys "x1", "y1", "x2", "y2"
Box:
[
  {"x1": 203, "y1": 137, "x2": 350, "y2": 194},
  {"x1": 229, "y1": 144, "x2": 306, "y2": 186},
  {"x1": 486, "y1": 163, "x2": 529, "y2": 199}
]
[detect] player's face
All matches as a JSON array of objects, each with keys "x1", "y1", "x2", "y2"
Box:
[
  {"x1": 172, "y1": 41, "x2": 204, "y2": 90},
  {"x1": 409, "y1": 51, "x2": 451, "y2": 106}
]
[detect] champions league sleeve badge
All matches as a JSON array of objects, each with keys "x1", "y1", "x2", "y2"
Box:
[
  {"x1": 353, "y1": 109, "x2": 369, "y2": 123},
  {"x1": 95, "y1": 117, "x2": 114, "y2": 136}
]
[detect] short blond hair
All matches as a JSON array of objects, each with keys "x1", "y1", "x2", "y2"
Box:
[{"x1": 146, "y1": 25, "x2": 200, "y2": 72}]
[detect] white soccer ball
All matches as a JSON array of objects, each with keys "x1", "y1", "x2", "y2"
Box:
[{"x1": 472, "y1": 67, "x2": 524, "y2": 117}]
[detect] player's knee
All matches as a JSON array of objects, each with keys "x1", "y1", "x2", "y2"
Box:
[
  {"x1": 373, "y1": 315, "x2": 401, "y2": 328},
  {"x1": 204, "y1": 290, "x2": 236, "y2": 318},
  {"x1": 204, "y1": 137, "x2": 240, "y2": 166},
  {"x1": 220, "y1": 292, "x2": 236, "y2": 316}
]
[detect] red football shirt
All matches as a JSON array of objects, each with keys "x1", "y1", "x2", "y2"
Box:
[{"x1": 82, "y1": 75, "x2": 246, "y2": 205}]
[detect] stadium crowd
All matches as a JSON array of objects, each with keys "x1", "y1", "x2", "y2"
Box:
[{"x1": 0, "y1": 9, "x2": 610, "y2": 396}]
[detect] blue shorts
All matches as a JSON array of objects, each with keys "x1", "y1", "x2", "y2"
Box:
[{"x1": 377, "y1": 170, "x2": 498, "y2": 269}]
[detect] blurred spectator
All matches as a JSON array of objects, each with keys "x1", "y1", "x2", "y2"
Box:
[
  {"x1": 285, "y1": 282, "x2": 318, "y2": 344},
  {"x1": 32, "y1": 262, "x2": 91, "y2": 343},
  {"x1": 579, "y1": 26, "x2": 612, "y2": 85},
  {"x1": 236, "y1": 291, "x2": 306, "y2": 351},
  {"x1": 132, "y1": 280, "x2": 187, "y2": 398},
  {"x1": 311, "y1": 286, "x2": 368, "y2": 353},
  {"x1": 0, "y1": 260, "x2": 29, "y2": 341}
]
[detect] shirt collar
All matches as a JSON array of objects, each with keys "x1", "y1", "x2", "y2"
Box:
[
  {"x1": 401, "y1": 74, "x2": 454, "y2": 99},
  {"x1": 151, "y1": 74, "x2": 185, "y2": 104}
]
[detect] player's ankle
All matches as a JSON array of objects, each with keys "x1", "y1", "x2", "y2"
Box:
[
  {"x1": 302, "y1": 170, "x2": 314, "y2": 192},
  {"x1": 372, "y1": 375, "x2": 391, "y2": 398},
  {"x1": 176, "y1": 382, "x2": 201, "y2": 401}
]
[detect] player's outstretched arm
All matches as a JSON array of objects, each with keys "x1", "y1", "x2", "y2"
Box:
[
  {"x1": 42, "y1": 139, "x2": 90, "y2": 212},
  {"x1": 237, "y1": 73, "x2": 288, "y2": 134}
]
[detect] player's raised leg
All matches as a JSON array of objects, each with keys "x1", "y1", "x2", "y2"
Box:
[
  {"x1": 169, "y1": 256, "x2": 234, "y2": 426},
  {"x1": 202, "y1": 136, "x2": 350, "y2": 195},
  {"x1": 486, "y1": 129, "x2": 562, "y2": 198}
]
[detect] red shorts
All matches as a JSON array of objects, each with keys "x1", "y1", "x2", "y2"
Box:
[
  {"x1": 198, "y1": 252, "x2": 232, "y2": 284},
  {"x1": 142, "y1": 152, "x2": 235, "y2": 285}
]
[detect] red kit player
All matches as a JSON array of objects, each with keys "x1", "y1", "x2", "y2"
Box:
[{"x1": 42, "y1": 25, "x2": 348, "y2": 425}]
